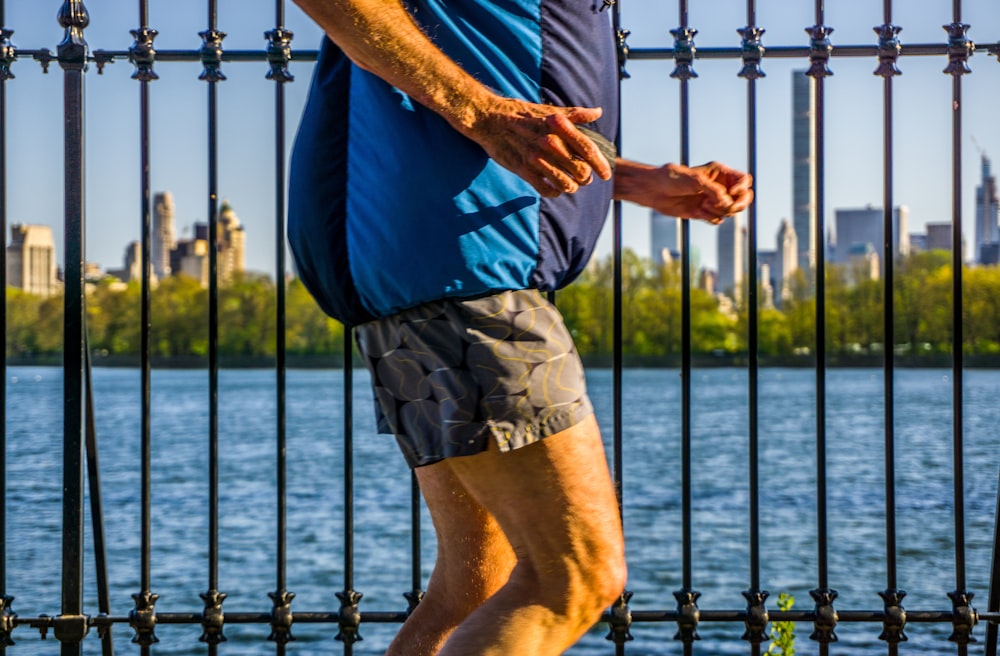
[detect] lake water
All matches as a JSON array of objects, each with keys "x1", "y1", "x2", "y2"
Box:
[{"x1": 2, "y1": 366, "x2": 998, "y2": 655}]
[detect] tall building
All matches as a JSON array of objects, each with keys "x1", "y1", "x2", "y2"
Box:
[
  {"x1": 649, "y1": 210, "x2": 701, "y2": 274},
  {"x1": 832, "y1": 205, "x2": 909, "y2": 270},
  {"x1": 7, "y1": 224, "x2": 58, "y2": 296},
  {"x1": 152, "y1": 191, "x2": 176, "y2": 279},
  {"x1": 716, "y1": 213, "x2": 746, "y2": 301},
  {"x1": 217, "y1": 200, "x2": 246, "y2": 284},
  {"x1": 792, "y1": 70, "x2": 816, "y2": 272},
  {"x1": 776, "y1": 219, "x2": 798, "y2": 303},
  {"x1": 974, "y1": 154, "x2": 999, "y2": 264},
  {"x1": 650, "y1": 210, "x2": 681, "y2": 266}
]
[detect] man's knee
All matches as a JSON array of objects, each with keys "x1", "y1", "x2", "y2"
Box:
[{"x1": 519, "y1": 533, "x2": 627, "y2": 626}]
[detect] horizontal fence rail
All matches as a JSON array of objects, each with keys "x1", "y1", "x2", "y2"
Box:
[{"x1": 0, "y1": 0, "x2": 999, "y2": 654}]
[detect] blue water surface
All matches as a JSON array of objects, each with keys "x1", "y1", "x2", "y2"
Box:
[{"x1": 2, "y1": 366, "x2": 998, "y2": 655}]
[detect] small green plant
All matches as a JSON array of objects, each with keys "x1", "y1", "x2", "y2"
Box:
[{"x1": 766, "y1": 593, "x2": 796, "y2": 655}]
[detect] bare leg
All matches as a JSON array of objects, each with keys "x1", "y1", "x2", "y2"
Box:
[
  {"x1": 435, "y1": 415, "x2": 626, "y2": 656},
  {"x1": 385, "y1": 465, "x2": 516, "y2": 656}
]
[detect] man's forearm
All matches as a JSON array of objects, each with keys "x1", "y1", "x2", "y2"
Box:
[{"x1": 292, "y1": 0, "x2": 495, "y2": 137}]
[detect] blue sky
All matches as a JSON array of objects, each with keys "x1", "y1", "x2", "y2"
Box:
[{"x1": 3, "y1": 0, "x2": 1000, "y2": 275}]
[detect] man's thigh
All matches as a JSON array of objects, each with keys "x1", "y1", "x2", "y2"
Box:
[{"x1": 441, "y1": 414, "x2": 623, "y2": 567}]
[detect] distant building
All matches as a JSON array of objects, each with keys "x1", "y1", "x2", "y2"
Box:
[
  {"x1": 776, "y1": 219, "x2": 798, "y2": 303},
  {"x1": 169, "y1": 202, "x2": 246, "y2": 288},
  {"x1": 926, "y1": 222, "x2": 954, "y2": 252},
  {"x1": 717, "y1": 213, "x2": 746, "y2": 301},
  {"x1": 152, "y1": 191, "x2": 176, "y2": 279},
  {"x1": 845, "y1": 243, "x2": 880, "y2": 283},
  {"x1": 649, "y1": 210, "x2": 701, "y2": 274},
  {"x1": 7, "y1": 223, "x2": 58, "y2": 296},
  {"x1": 171, "y1": 224, "x2": 210, "y2": 286},
  {"x1": 217, "y1": 200, "x2": 246, "y2": 284},
  {"x1": 650, "y1": 211, "x2": 680, "y2": 266},
  {"x1": 975, "y1": 155, "x2": 1000, "y2": 264},
  {"x1": 792, "y1": 70, "x2": 816, "y2": 271},
  {"x1": 909, "y1": 233, "x2": 928, "y2": 253},
  {"x1": 832, "y1": 205, "x2": 909, "y2": 271}
]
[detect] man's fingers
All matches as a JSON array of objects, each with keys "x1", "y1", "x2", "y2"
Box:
[{"x1": 546, "y1": 113, "x2": 613, "y2": 181}]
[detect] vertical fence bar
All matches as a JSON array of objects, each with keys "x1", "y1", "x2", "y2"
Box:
[
  {"x1": 943, "y1": 0, "x2": 975, "y2": 651},
  {"x1": 987, "y1": 466, "x2": 1000, "y2": 655},
  {"x1": 806, "y1": 1, "x2": 837, "y2": 652},
  {"x1": 199, "y1": 0, "x2": 227, "y2": 649},
  {"x1": 671, "y1": 2, "x2": 700, "y2": 652},
  {"x1": 336, "y1": 329, "x2": 362, "y2": 653},
  {"x1": 265, "y1": 0, "x2": 295, "y2": 650},
  {"x1": 738, "y1": 1, "x2": 767, "y2": 652},
  {"x1": 407, "y1": 471, "x2": 423, "y2": 615},
  {"x1": 607, "y1": 4, "x2": 632, "y2": 651},
  {"x1": 0, "y1": 0, "x2": 10, "y2": 649},
  {"x1": 57, "y1": 1, "x2": 89, "y2": 654},
  {"x1": 875, "y1": 0, "x2": 906, "y2": 651},
  {"x1": 0, "y1": 0, "x2": 9, "y2": 645},
  {"x1": 128, "y1": 0, "x2": 160, "y2": 650}
]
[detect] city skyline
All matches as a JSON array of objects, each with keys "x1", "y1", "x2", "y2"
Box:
[{"x1": 3, "y1": 1, "x2": 1000, "y2": 276}]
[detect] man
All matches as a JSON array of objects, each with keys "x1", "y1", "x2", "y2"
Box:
[{"x1": 287, "y1": 1, "x2": 753, "y2": 654}]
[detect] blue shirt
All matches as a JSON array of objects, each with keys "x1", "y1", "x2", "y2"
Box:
[{"x1": 289, "y1": 0, "x2": 618, "y2": 326}]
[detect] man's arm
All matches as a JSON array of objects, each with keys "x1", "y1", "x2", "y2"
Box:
[
  {"x1": 292, "y1": 0, "x2": 612, "y2": 197},
  {"x1": 613, "y1": 159, "x2": 754, "y2": 223}
]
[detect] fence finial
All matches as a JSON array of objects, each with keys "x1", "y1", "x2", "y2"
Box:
[
  {"x1": 267, "y1": 589, "x2": 296, "y2": 645},
  {"x1": 806, "y1": 24, "x2": 834, "y2": 78},
  {"x1": 670, "y1": 26, "x2": 698, "y2": 80},
  {"x1": 265, "y1": 27, "x2": 294, "y2": 82},
  {"x1": 809, "y1": 587, "x2": 839, "y2": 643},
  {"x1": 943, "y1": 22, "x2": 974, "y2": 76},
  {"x1": 198, "y1": 589, "x2": 227, "y2": 644},
  {"x1": 0, "y1": 27, "x2": 15, "y2": 80},
  {"x1": 129, "y1": 591, "x2": 159, "y2": 646},
  {"x1": 947, "y1": 589, "x2": 978, "y2": 644},
  {"x1": 0, "y1": 595, "x2": 15, "y2": 646},
  {"x1": 874, "y1": 23, "x2": 902, "y2": 77},
  {"x1": 616, "y1": 27, "x2": 631, "y2": 80},
  {"x1": 57, "y1": 0, "x2": 89, "y2": 70},
  {"x1": 129, "y1": 27, "x2": 158, "y2": 82},
  {"x1": 673, "y1": 588, "x2": 701, "y2": 643},
  {"x1": 738, "y1": 25, "x2": 766, "y2": 80},
  {"x1": 335, "y1": 589, "x2": 364, "y2": 645},
  {"x1": 878, "y1": 588, "x2": 908, "y2": 644},
  {"x1": 605, "y1": 590, "x2": 634, "y2": 645},
  {"x1": 741, "y1": 589, "x2": 769, "y2": 643},
  {"x1": 199, "y1": 28, "x2": 227, "y2": 82}
]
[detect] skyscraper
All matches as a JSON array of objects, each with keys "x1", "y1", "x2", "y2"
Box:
[
  {"x1": 7, "y1": 224, "x2": 58, "y2": 296},
  {"x1": 974, "y1": 154, "x2": 999, "y2": 264},
  {"x1": 152, "y1": 191, "x2": 176, "y2": 279},
  {"x1": 792, "y1": 70, "x2": 816, "y2": 272},
  {"x1": 776, "y1": 219, "x2": 798, "y2": 303},
  {"x1": 650, "y1": 210, "x2": 681, "y2": 266},
  {"x1": 716, "y1": 213, "x2": 745, "y2": 301},
  {"x1": 217, "y1": 200, "x2": 246, "y2": 284}
]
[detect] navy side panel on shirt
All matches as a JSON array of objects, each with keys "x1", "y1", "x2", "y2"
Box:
[
  {"x1": 288, "y1": 0, "x2": 618, "y2": 326},
  {"x1": 288, "y1": 42, "x2": 377, "y2": 325}
]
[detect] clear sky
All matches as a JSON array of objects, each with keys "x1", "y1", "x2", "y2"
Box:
[{"x1": 3, "y1": 0, "x2": 1000, "y2": 275}]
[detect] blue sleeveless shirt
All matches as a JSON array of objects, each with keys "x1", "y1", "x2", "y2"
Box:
[{"x1": 288, "y1": 0, "x2": 618, "y2": 326}]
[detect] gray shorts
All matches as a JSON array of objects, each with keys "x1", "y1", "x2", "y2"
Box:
[{"x1": 355, "y1": 289, "x2": 593, "y2": 468}]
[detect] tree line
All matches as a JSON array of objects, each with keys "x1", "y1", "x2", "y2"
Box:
[{"x1": 6, "y1": 249, "x2": 1000, "y2": 360}]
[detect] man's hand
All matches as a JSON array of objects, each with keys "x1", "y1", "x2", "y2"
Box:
[
  {"x1": 464, "y1": 99, "x2": 613, "y2": 198},
  {"x1": 613, "y1": 160, "x2": 754, "y2": 223}
]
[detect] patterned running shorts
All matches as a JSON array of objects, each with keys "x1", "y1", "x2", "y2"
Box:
[{"x1": 355, "y1": 289, "x2": 593, "y2": 468}]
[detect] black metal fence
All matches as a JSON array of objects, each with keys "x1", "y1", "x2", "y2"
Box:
[{"x1": 0, "y1": 1, "x2": 999, "y2": 655}]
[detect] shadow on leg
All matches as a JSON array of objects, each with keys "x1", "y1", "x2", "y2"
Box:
[{"x1": 385, "y1": 462, "x2": 516, "y2": 656}]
